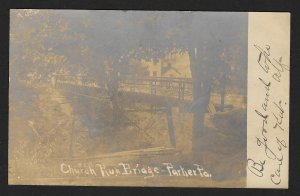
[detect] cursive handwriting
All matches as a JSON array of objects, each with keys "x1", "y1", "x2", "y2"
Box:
[
  {"x1": 247, "y1": 158, "x2": 266, "y2": 177},
  {"x1": 254, "y1": 44, "x2": 290, "y2": 82},
  {"x1": 259, "y1": 77, "x2": 271, "y2": 111},
  {"x1": 273, "y1": 100, "x2": 286, "y2": 132},
  {"x1": 248, "y1": 44, "x2": 289, "y2": 186}
]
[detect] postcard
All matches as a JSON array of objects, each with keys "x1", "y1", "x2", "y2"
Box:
[{"x1": 8, "y1": 10, "x2": 290, "y2": 188}]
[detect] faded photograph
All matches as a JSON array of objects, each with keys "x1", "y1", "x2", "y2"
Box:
[{"x1": 9, "y1": 10, "x2": 248, "y2": 187}]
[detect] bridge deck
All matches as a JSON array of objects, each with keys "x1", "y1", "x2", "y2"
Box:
[
  {"x1": 120, "y1": 91, "x2": 192, "y2": 107},
  {"x1": 55, "y1": 75, "x2": 194, "y2": 107}
]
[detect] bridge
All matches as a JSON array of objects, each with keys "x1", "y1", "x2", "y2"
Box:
[
  {"x1": 53, "y1": 74, "x2": 194, "y2": 107},
  {"x1": 51, "y1": 74, "x2": 216, "y2": 156}
]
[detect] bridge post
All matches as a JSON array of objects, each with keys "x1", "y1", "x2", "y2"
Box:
[
  {"x1": 178, "y1": 81, "x2": 185, "y2": 101},
  {"x1": 182, "y1": 82, "x2": 185, "y2": 100},
  {"x1": 69, "y1": 96, "x2": 76, "y2": 158},
  {"x1": 151, "y1": 80, "x2": 157, "y2": 95},
  {"x1": 150, "y1": 80, "x2": 157, "y2": 113},
  {"x1": 166, "y1": 105, "x2": 176, "y2": 148}
]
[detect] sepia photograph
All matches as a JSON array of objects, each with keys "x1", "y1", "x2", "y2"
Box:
[{"x1": 8, "y1": 10, "x2": 288, "y2": 188}]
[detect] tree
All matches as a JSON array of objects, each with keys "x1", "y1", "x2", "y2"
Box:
[
  {"x1": 11, "y1": 10, "x2": 248, "y2": 159},
  {"x1": 10, "y1": 10, "x2": 95, "y2": 82},
  {"x1": 62, "y1": 11, "x2": 248, "y2": 159}
]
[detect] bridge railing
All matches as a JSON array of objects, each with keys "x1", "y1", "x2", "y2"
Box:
[
  {"x1": 53, "y1": 74, "x2": 194, "y2": 101},
  {"x1": 119, "y1": 76, "x2": 193, "y2": 101}
]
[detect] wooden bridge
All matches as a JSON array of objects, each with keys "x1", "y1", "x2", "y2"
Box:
[
  {"x1": 52, "y1": 74, "x2": 194, "y2": 107},
  {"x1": 50, "y1": 74, "x2": 198, "y2": 151}
]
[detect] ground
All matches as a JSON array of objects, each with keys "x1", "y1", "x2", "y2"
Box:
[{"x1": 9, "y1": 80, "x2": 246, "y2": 187}]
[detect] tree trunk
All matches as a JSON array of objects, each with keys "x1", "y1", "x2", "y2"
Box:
[
  {"x1": 188, "y1": 48, "x2": 212, "y2": 161},
  {"x1": 107, "y1": 69, "x2": 120, "y2": 125}
]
